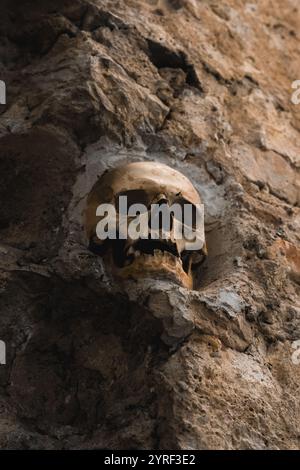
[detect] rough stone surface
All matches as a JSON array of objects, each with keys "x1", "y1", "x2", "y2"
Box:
[{"x1": 0, "y1": 0, "x2": 300, "y2": 450}]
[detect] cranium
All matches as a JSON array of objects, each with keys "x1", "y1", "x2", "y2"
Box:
[{"x1": 85, "y1": 162, "x2": 207, "y2": 289}]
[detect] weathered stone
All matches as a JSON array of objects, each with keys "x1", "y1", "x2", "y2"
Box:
[
  {"x1": 0, "y1": 0, "x2": 300, "y2": 451},
  {"x1": 267, "y1": 239, "x2": 300, "y2": 284}
]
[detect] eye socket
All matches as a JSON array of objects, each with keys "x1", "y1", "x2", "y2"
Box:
[
  {"x1": 115, "y1": 190, "x2": 150, "y2": 213},
  {"x1": 174, "y1": 198, "x2": 199, "y2": 228}
]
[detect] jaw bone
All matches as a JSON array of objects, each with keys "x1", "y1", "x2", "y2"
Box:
[{"x1": 114, "y1": 243, "x2": 193, "y2": 289}]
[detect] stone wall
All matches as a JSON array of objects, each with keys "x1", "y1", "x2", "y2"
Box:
[{"x1": 0, "y1": 0, "x2": 299, "y2": 449}]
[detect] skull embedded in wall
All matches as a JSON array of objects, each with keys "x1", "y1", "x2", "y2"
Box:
[{"x1": 85, "y1": 162, "x2": 207, "y2": 289}]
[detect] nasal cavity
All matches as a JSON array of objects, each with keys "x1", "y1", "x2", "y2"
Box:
[
  {"x1": 155, "y1": 193, "x2": 168, "y2": 205},
  {"x1": 149, "y1": 196, "x2": 173, "y2": 232}
]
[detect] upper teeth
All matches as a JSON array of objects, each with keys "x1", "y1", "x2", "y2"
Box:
[
  {"x1": 127, "y1": 246, "x2": 135, "y2": 255},
  {"x1": 176, "y1": 238, "x2": 186, "y2": 254},
  {"x1": 126, "y1": 246, "x2": 182, "y2": 264}
]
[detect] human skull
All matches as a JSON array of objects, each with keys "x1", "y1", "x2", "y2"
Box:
[{"x1": 85, "y1": 162, "x2": 207, "y2": 289}]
